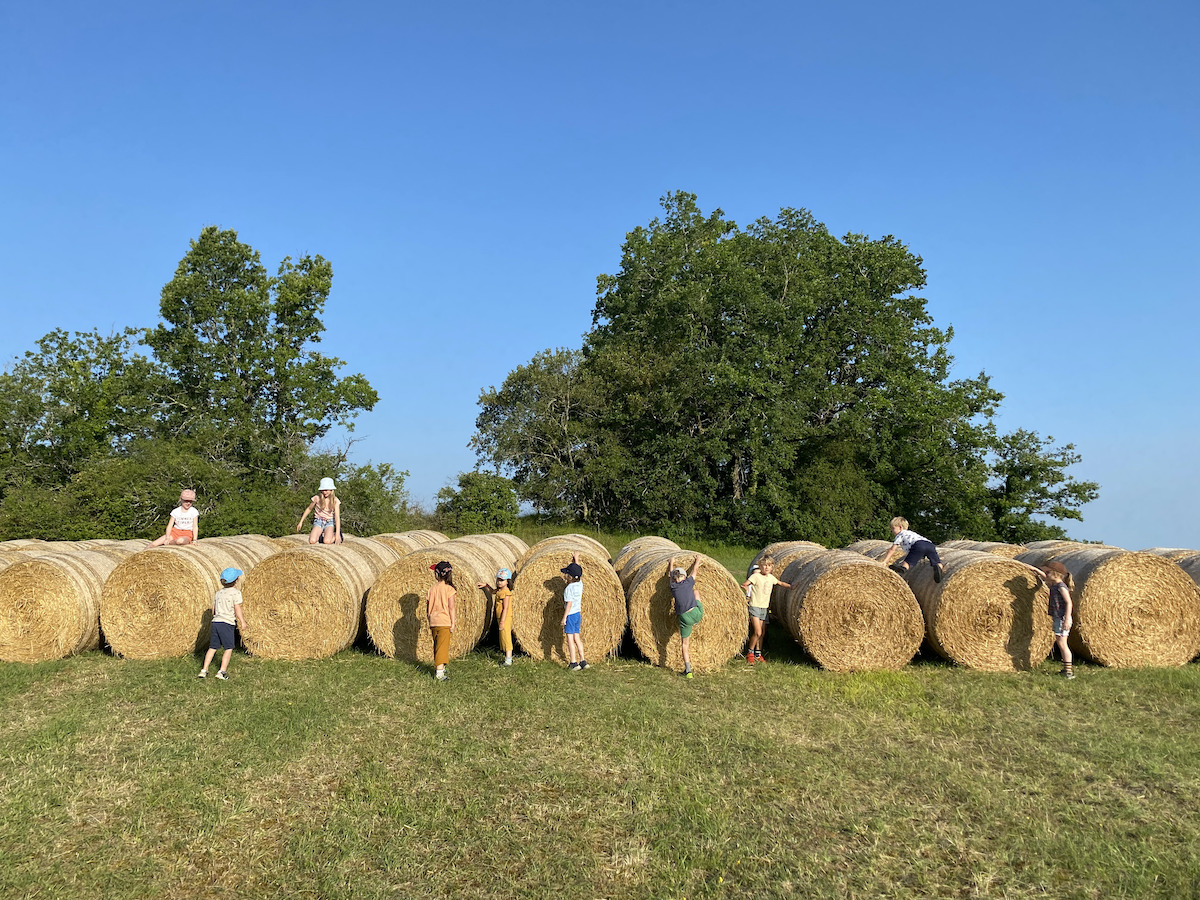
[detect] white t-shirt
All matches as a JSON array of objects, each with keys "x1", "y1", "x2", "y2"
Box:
[
  {"x1": 213, "y1": 587, "x2": 242, "y2": 625},
  {"x1": 564, "y1": 581, "x2": 582, "y2": 615},
  {"x1": 746, "y1": 572, "x2": 780, "y2": 610},
  {"x1": 892, "y1": 529, "x2": 925, "y2": 553},
  {"x1": 171, "y1": 505, "x2": 200, "y2": 533}
]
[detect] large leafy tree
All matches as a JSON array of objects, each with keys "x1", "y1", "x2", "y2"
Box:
[
  {"x1": 474, "y1": 192, "x2": 1098, "y2": 544},
  {"x1": 145, "y1": 226, "x2": 378, "y2": 480}
]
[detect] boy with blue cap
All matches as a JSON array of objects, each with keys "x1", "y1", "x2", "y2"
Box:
[{"x1": 199, "y1": 567, "x2": 246, "y2": 681}]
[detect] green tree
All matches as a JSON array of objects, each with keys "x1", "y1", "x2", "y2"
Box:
[
  {"x1": 984, "y1": 430, "x2": 1099, "y2": 543},
  {"x1": 145, "y1": 226, "x2": 378, "y2": 480},
  {"x1": 436, "y1": 472, "x2": 519, "y2": 535}
]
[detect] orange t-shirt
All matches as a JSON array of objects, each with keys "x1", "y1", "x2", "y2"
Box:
[{"x1": 426, "y1": 582, "x2": 456, "y2": 627}]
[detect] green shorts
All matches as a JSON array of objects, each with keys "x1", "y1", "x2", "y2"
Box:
[{"x1": 678, "y1": 603, "x2": 704, "y2": 638}]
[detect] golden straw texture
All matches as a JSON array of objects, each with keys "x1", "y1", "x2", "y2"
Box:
[
  {"x1": 1142, "y1": 547, "x2": 1200, "y2": 561},
  {"x1": 366, "y1": 536, "x2": 523, "y2": 663},
  {"x1": 900, "y1": 549, "x2": 1052, "y2": 671},
  {"x1": 777, "y1": 550, "x2": 923, "y2": 671},
  {"x1": 0, "y1": 551, "x2": 119, "y2": 662},
  {"x1": 100, "y1": 538, "x2": 278, "y2": 659},
  {"x1": 510, "y1": 543, "x2": 625, "y2": 664},
  {"x1": 518, "y1": 533, "x2": 611, "y2": 567},
  {"x1": 1014, "y1": 547, "x2": 1200, "y2": 667},
  {"x1": 939, "y1": 540, "x2": 1025, "y2": 558},
  {"x1": 614, "y1": 537, "x2": 680, "y2": 576},
  {"x1": 843, "y1": 540, "x2": 893, "y2": 558},
  {"x1": 625, "y1": 550, "x2": 746, "y2": 673}
]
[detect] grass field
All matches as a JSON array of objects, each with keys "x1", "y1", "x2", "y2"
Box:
[{"x1": 3, "y1": 639, "x2": 1199, "y2": 900}]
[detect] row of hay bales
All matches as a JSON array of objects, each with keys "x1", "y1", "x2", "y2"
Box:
[{"x1": 837, "y1": 538, "x2": 1200, "y2": 670}]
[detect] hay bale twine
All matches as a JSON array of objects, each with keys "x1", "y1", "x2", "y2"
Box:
[
  {"x1": 240, "y1": 545, "x2": 378, "y2": 660},
  {"x1": 625, "y1": 550, "x2": 746, "y2": 673},
  {"x1": 1014, "y1": 547, "x2": 1200, "y2": 667},
  {"x1": 0, "y1": 550, "x2": 119, "y2": 663},
  {"x1": 844, "y1": 540, "x2": 893, "y2": 558},
  {"x1": 508, "y1": 543, "x2": 624, "y2": 664},
  {"x1": 614, "y1": 537, "x2": 680, "y2": 581},
  {"x1": 777, "y1": 550, "x2": 923, "y2": 671},
  {"x1": 101, "y1": 537, "x2": 273, "y2": 659},
  {"x1": 896, "y1": 549, "x2": 1053, "y2": 672},
  {"x1": 518, "y1": 533, "x2": 611, "y2": 567},
  {"x1": 366, "y1": 538, "x2": 517, "y2": 663}
]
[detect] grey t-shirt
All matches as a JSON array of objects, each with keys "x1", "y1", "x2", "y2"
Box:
[
  {"x1": 213, "y1": 587, "x2": 242, "y2": 625},
  {"x1": 670, "y1": 576, "x2": 698, "y2": 615}
]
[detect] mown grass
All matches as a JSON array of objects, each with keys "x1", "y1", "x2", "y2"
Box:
[{"x1": 2, "y1": 639, "x2": 1199, "y2": 900}]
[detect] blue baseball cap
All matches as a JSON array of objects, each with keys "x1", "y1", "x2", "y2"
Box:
[
  {"x1": 497, "y1": 568, "x2": 512, "y2": 580},
  {"x1": 220, "y1": 567, "x2": 243, "y2": 584}
]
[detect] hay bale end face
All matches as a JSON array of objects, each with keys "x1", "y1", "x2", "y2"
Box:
[
  {"x1": 366, "y1": 536, "x2": 523, "y2": 664},
  {"x1": 1015, "y1": 547, "x2": 1200, "y2": 667},
  {"x1": 625, "y1": 550, "x2": 746, "y2": 673},
  {"x1": 0, "y1": 551, "x2": 118, "y2": 663},
  {"x1": 510, "y1": 543, "x2": 625, "y2": 664},
  {"x1": 241, "y1": 545, "x2": 377, "y2": 660},
  {"x1": 904, "y1": 549, "x2": 1053, "y2": 672},
  {"x1": 778, "y1": 550, "x2": 923, "y2": 672}
]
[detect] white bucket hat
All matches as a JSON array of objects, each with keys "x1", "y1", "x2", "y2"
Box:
[{"x1": 319, "y1": 477, "x2": 336, "y2": 491}]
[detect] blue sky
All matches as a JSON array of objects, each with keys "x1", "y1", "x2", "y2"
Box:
[{"x1": 2, "y1": 1, "x2": 1197, "y2": 549}]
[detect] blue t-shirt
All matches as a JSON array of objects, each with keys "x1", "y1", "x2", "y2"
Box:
[
  {"x1": 670, "y1": 576, "x2": 698, "y2": 615},
  {"x1": 564, "y1": 580, "x2": 582, "y2": 615}
]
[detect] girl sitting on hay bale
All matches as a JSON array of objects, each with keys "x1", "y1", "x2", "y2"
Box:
[
  {"x1": 297, "y1": 478, "x2": 342, "y2": 544},
  {"x1": 880, "y1": 517, "x2": 945, "y2": 583},
  {"x1": 150, "y1": 489, "x2": 199, "y2": 546}
]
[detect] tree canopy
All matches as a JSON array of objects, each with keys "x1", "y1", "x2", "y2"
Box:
[
  {"x1": 474, "y1": 192, "x2": 1098, "y2": 545},
  {"x1": 0, "y1": 227, "x2": 408, "y2": 540}
]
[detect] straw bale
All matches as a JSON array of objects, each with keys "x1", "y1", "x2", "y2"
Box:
[
  {"x1": 101, "y1": 538, "x2": 270, "y2": 659},
  {"x1": 776, "y1": 550, "x2": 923, "y2": 671},
  {"x1": 336, "y1": 537, "x2": 401, "y2": 576},
  {"x1": 510, "y1": 544, "x2": 625, "y2": 664},
  {"x1": 1142, "y1": 547, "x2": 1200, "y2": 561},
  {"x1": 371, "y1": 531, "x2": 448, "y2": 555},
  {"x1": 366, "y1": 539, "x2": 516, "y2": 662},
  {"x1": 1179, "y1": 555, "x2": 1200, "y2": 590},
  {"x1": 1014, "y1": 547, "x2": 1200, "y2": 667},
  {"x1": 939, "y1": 540, "x2": 1025, "y2": 558},
  {"x1": 0, "y1": 550, "x2": 33, "y2": 568},
  {"x1": 617, "y1": 545, "x2": 686, "y2": 590},
  {"x1": 625, "y1": 550, "x2": 747, "y2": 673},
  {"x1": 0, "y1": 540, "x2": 46, "y2": 551},
  {"x1": 0, "y1": 550, "x2": 119, "y2": 663},
  {"x1": 517, "y1": 533, "x2": 611, "y2": 567},
  {"x1": 240, "y1": 545, "x2": 379, "y2": 660},
  {"x1": 465, "y1": 532, "x2": 529, "y2": 560},
  {"x1": 749, "y1": 541, "x2": 825, "y2": 574},
  {"x1": 614, "y1": 537, "x2": 680, "y2": 576},
  {"x1": 406, "y1": 530, "x2": 450, "y2": 546},
  {"x1": 843, "y1": 540, "x2": 892, "y2": 560},
  {"x1": 763, "y1": 546, "x2": 828, "y2": 617},
  {"x1": 892, "y1": 549, "x2": 1051, "y2": 671}
]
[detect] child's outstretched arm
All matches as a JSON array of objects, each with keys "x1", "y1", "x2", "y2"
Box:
[
  {"x1": 688, "y1": 555, "x2": 701, "y2": 578},
  {"x1": 475, "y1": 582, "x2": 495, "y2": 595},
  {"x1": 333, "y1": 497, "x2": 342, "y2": 543},
  {"x1": 296, "y1": 497, "x2": 316, "y2": 532}
]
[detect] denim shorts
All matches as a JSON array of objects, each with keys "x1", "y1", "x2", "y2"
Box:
[
  {"x1": 748, "y1": 605, "x2": 769, "y2": 622},
  {"x1": 1052, "y1": 616, "x2": 1070, "y2": 637},
  {"x1": 209, "y1": 621, "x2": 236, "y2": 650},
  {"x1": 564, "y1": 612, "x2": 581, "y2": 635}
]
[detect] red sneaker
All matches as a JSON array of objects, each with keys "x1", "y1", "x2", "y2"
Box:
[{"x1": 746, "y1": 652, "x2": 756, "y2": 664}]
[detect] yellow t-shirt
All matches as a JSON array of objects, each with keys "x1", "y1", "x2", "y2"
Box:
[
  {"x1": 494, "y1": 586, "x2": 512, "y2": 624},
  {"x1": 746, "y1": 572, "x2": 780, "y2": 610}
]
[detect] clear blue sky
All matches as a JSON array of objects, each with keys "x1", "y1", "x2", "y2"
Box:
[{"x1": 2, "y1": 1, "x2": 1197, "y2": 549}]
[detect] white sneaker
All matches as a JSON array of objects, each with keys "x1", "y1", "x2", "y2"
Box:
[
  {"x1": 502, "y1": 657, "x2": 513, "y2": 666},
  {"x1": 197, "y1": 670, "x2": 207, "y2": 679},
  {"x1": 215, "y1": 671, "x2": 229, "y2": 681},
  {"x1": 435, "y1": 669, "x2": 448, "y2": 681}
]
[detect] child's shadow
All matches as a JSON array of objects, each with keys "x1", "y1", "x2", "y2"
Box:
[
  {"x1": 392, "y1": 591, "x2": 423, "y2": 661},
  {"x1": 538, "y1": 575, "x2": 566, "y2": 660},
  {"x1": 192, "y1": 609, "x2": 214, "y2": 655}
]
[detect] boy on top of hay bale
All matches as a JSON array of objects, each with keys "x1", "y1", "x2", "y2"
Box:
[
  {"x1": 741, "y1": 557, "x2": 792, "y2": 665},
  {"x1": 881, "y1": 517, "x2": 945, "y2": 583},
  {"x1": 669, "y1": 555, "x2": 703, "y2": 679},
  {"x1": 561, "y1": 553, "x2": 590, "y2": 671},
  {"x1": 150, "y1": 489, "x2": 199, "y2": 546},
  {"x1": 199, "y1": 567, "x2": 245, "y2": 681}
]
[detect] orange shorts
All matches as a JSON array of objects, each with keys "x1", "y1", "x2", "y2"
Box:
[
  {"x1": 169, "y1": 528, "x2": 194, "y2": 543},
  {"x1": 431, "y1": 626, "x2": 451, "y2": 666}
]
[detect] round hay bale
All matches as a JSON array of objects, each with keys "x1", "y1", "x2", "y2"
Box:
[
  {"x1": 366, "y1": 541, "x2": 511, "y2": 663},
  {"x1": 0, "y1": 539, "x2": 47, "y2": 551},
  {"x1": 614, "y1": 537, "x2": 680, "y2": 581},
  {"x1": 617, "y1": 545, "x2": 685, "y2": 591},
  {"x1": 625, "y1": 550, "x2": 746, "y2": 673},
  {"x1": 0, "y1": 550, "x2": 118, "y2": 663},
  {"x1": 240, "y1": 545, "x2": 378, "y2": 660},
  {"x1": 336, "y1": 537, "x2": 401, "y2": 575},
  {"x1": 518, "y1": 533, "x2": 611, "y2": 567},
  {"x1": 1014, "y1": 547, "x2": 1200, "y2": 667},
  {"x1": 1179, "y1": 555, "x2": 1200, "y2": 591},
  {"x1": 478, "y1": 532, "x2": 530, "y2": 560},
  {"x1": 509, "y1": 544, "x2": 625, "y2": 664},
  {"x1": 897, "y1": 549, "x2": 1053, "y2": 672},
  {"x1": 371, "y1": 531, "x2": 446, "y2": 555},
  {"x1": 844, "y1": 540, "x2": 893, "y2": 558},
  {"x1": 939, "y1": 540, "x2": 1024, "y2": 559},
  {"x1": 749, "y1": 541, "x2": 825, "y2": 575},
  {"x1": 1142, "y1": 547, "x2": 1200, "y2": 561},
  {"x1": 101, "y1": 538, "x2": 273, "y2": 659},
  {"x1": 765, "y1": 546, "x2": 829, "y2": 618},
  {"x1": 777, "y1": 550, "x2": 923, "y2": 671},
  {"x1": 407, "y1": 530, "x2": 450, "y2": 546}
]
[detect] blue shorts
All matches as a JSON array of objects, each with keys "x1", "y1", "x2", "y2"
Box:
[
  {"x1": 749, "y1": 605, "x2": 769, "y2": 622},
  {"x1": 209, "y1": 621, "x2": 237, "y2": 650},
  {"x1": 564, "y1": 612, "x2": 581, "y2": 635},
  {"x1": 1052, "y1": 616, "x2": 1069, "y2": 637}
]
